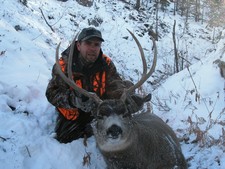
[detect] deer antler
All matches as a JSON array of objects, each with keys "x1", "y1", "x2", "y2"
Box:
[
  {"x1": 55, "y1": 33, "x2": 103, "y2": 104},
  {"x1": 55, "y1": 30, "x2": 156, "y2": 105},
  {"x1": 121, "y1": 29, "x2": 157, "y2": 101}
]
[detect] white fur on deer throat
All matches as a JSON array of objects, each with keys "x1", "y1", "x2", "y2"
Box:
[{"x1": 96, "y1": 114, "x2": 133, "y2": 152}]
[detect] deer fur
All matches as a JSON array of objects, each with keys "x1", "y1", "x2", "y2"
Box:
[{"x1": 93, "y1": 100, "x2": 187, "y2": 169}]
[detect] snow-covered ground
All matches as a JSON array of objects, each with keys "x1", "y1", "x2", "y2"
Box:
[{"x1": 0, "y1": 0, "x2": 224, "y2": 168}]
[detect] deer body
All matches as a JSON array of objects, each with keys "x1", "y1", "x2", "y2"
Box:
[
  {"x1": 55, "y1": 29, "x2": 187, "y2": 169},
  {"x1": 93, "y1": 100, "x2": 187, "y2": 169}
]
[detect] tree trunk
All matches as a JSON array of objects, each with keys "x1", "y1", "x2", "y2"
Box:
[
  {"x1": 155, "y1": 0, "x2": 159, "y2": 37},
  {"x1": 172, "y1": 20, "x2": 179, "y2": 73},
  {"x1": 136, "y1": 0, "x2": 141, "y2": 10}
]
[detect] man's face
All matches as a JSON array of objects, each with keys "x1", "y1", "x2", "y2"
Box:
[{"x1": 77, "y1": 38, "x2": 102, "y2": 63}]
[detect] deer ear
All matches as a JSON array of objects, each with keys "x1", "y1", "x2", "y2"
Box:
[
  {"x1": 124, "y1": 93, "x2": 151, "y2": 114},
  {"x1": 143, "y1": 93, "x2": 152, "y2": 102}
]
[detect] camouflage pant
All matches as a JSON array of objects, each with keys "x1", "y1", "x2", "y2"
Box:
[{"x1": 55, "y1": 110, "x2": 94, "y2": 143}]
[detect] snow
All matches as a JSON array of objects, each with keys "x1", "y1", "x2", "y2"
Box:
[{"x1": 0, "y1": 0, "x2": 224, "y2": 169}]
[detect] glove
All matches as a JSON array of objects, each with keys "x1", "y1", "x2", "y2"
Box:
[
  {"x1": 75, "y1": 97, "x2": 95, "y2": 112},
  {"x1": 125, "y1": 93, "x2": 152, "y2": 114},
  {"x1": 71, "y1": 92, "x2": 96, "y2": 112}
]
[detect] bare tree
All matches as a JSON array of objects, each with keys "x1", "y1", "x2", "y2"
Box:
[
  {"x1": 195, "y1": 0, "x2": 201, "y2": 22},
  {"x1": 206, "y1": 0, "x2": 225, "y2": 27},
  {"x1": 155, "y1": 0, "x2": 159, "y2": 37},
  {"x1": 172, "y1": 20, "x2": 179, "y2": 73},
  {"x1": 135, "y1": 0, "x2": 141, "y2": 10}
]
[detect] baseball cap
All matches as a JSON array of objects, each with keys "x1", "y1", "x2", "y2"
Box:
[{"x1": 78, "y1": 27, "x2": 104, "y2": 42}]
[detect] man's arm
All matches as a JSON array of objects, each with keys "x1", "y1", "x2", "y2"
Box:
[
  {"x1": 46, "y1": 63, "x2": 96, "y2": 112},
  {"x1": 104, "y1": 60, "x2": 151, "y2": 114},
  {"x1": 104, "y1": 61, "x2": 128, "y2": 99},
  {"x1": 45, "y1": 64, "x2": 77, "y2": 108}
]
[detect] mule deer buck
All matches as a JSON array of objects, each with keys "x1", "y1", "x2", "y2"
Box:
[{"x1": 55, "y1": 30, "x2": 187, "y2": 169}]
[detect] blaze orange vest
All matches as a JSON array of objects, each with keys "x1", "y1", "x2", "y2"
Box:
[{"x1": 57, "y1": 54, "x2": 111, "y2": 120}]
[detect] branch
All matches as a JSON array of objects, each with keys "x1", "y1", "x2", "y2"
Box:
[
  {"x1": 25, "y1": 145, "x2": 31, "y2": 157},
  {"x1": 39, "y1": 8, "x2": 55, "y2": 32},
  {"x1": 187, "y1": 66, "x2": 200, "y2": 102},
  {"x1": 0, "y1": 136, "x2": 7, "y2": 141}
]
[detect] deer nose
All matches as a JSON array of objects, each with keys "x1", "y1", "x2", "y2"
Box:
[{"x1": 107, "y1": 124, "x2": 122, "y2": 139}]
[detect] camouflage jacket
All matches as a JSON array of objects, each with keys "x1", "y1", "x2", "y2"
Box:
[{"x1": 45, "y1": 43, "x2": 127, "y2": 110}]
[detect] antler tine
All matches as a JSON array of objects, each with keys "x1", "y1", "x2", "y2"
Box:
[
  {"x1": 67, "y1": 32, "x2": 79, "y2": 80},
  {"x1": 55, "y1": 37, "x2": 102, "y2": 104},
  {"x1": 122, "y1": 30, "x2": 157, "y2": 98},
  {"x1": 127, "y1": 29, "x2": 147, "y2": 74}
]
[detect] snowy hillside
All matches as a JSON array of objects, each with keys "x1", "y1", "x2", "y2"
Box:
[{"x1": 0, "y1": 0, "x2": 224, "y2": 169}]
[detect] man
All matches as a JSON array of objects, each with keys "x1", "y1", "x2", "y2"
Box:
[{"x1": 46, "y1": 27, "x2": 144, "y2": 143}]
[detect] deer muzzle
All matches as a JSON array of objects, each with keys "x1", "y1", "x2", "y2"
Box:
[{"x1": 107, "y1": 124, "x2": 123, "y2": 139}]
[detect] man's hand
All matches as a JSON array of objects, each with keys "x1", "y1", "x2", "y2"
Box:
[
  {"x1": 70, "y1": 92, "x2": 97, "y2": 112},
  {"x1": 74, "y1": 97, "x2": 96, "y2": 112}
]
